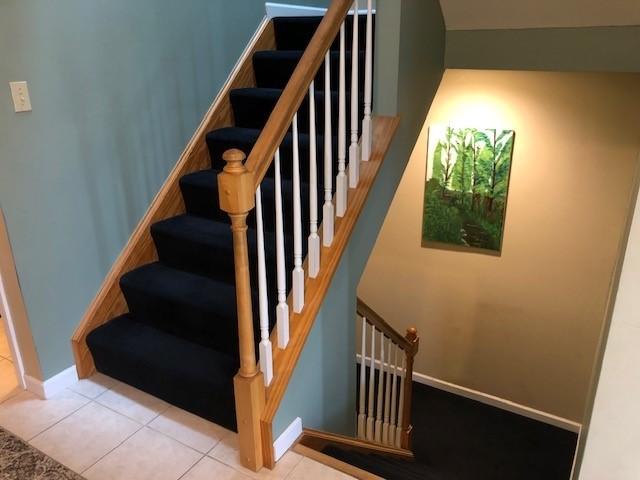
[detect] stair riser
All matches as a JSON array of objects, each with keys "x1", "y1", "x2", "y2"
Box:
[
  {"x1": 151, "y1": 224, "x2": 301, "y2": 295},
  {"x1": 231, "y1": 89, "x2": 365, "y2": 135},
  {"x1": 121, "y1": 287, "x2": 241, "y2": 356},
  {"x1": 254, "y1": 50, "x2": 366, "y2": 91},
  {"x1": 273, "y1": 15, "x2": 373, "y2": 52},
  {"x1": 207, "y1": 131, "x2": 340, "y2": 182}
]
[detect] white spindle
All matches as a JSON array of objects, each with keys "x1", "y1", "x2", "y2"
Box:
[
  {"x1": 389, "y1": 344, "x2": 399, "y2": 445},
  {"x1": 349, "y1": 0, "x2": 360, "y2": 188},
  {"x1": 256, "y1": 186, "x2": 273, "y2": 386},
  {"x1": 366, "y1": 324, "x2": 376, "y2": 441},
  {"x1": 395, "y1": 355, "x2": 406, "y2": 448},
  {"x1": 382, "y1": 339, "x2": 392, "y2": 444},
  {"x1": 274, "y1": 149, "x2": 289, "y2": 348},
  {"x1": 374, "y1": 332, "x2": 385, "y2": 443},
  {"x1": 336, "y1": 23, "x2": 348, "y2": 217},
  {"x1": 361, "y1": 0, "x2": 373, "y2": 162},
  {"x1": 292, "y1": 114, "x2": 304, "y2": 313},
  {"x1": 323, "y1": 52, "x2": 335, "y2": 246},
  {"x1": 308, "y1": 82, "x2": 320, "y2": 278},
  {"x1": 357, "y1": 317, "x2": 367, "y2": 439}
]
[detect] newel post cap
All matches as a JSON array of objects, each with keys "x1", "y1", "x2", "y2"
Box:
[{"x1": 217, "y1": 149, "x2": 255, "y2": 214}]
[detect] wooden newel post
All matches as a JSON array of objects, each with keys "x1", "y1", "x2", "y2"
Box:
[
  {"x1": 218, "y1": 149, "x2": 265, "y2": 472},
  {"x1": 401, "y1": 327, "x2": 419, "y2": 450}
]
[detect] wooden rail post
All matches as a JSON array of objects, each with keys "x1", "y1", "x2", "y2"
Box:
[
  {"x1": 400, "y1": 327, "x2": 419, "y2": 450},
  {"x1": 218, "y1": 149, "x2": 265, "y2": 472}
]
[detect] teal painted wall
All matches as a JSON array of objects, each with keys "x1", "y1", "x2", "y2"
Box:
[
  {"x1": 446, "y1": 26, "x2": 640, "y2": 73},
  {"x1": 0, "y1": 0, "x2": 288, "y2": 379},
  {"x1": 273, "y1": 0, "x2": 445, "y2": 439}
]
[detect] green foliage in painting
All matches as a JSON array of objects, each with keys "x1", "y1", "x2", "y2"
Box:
[{"x1": 422, "y1": 126, "x2": 515, "y2": 253}]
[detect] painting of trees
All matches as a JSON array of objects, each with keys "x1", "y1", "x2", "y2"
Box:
[{"x1": 422, "y1": 126, "x2": 515, "y2": 253}]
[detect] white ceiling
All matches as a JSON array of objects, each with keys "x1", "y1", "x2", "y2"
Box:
[{"x1": 441, "y1": 0, "x2": 640, "y2": 30}]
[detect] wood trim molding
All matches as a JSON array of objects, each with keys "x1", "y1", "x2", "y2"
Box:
[
  {"x1": 71, "y1": 17, "x2": 276, "y2": 378},
  {"x1": 260, "y1": 116, "x2": 400, "y2": 468},
  {"x1": 293, "y1": 444, "x2": 385, "y2": 480},
  {"x1": 299, "y1": 428, "x2": 414, "y2": 459}
]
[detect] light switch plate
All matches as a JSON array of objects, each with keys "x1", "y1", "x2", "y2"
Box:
[{"x1": 9, "y1": 81, "x2": 32, "y2": 113}]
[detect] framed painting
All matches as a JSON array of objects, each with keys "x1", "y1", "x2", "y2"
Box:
[{"x1": 422, "y1": 126, "x2": 515, "y2": 254}]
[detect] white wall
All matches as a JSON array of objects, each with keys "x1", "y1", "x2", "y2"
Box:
[{"x1": 579, "y1": 167, "x2": 640, "y2": 479}]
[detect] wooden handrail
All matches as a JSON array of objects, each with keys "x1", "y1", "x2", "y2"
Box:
[
  {"x1": 245, "y1": 0, "x2": 353, "y2": 191},
  {"x1": 357, "y1": 297, "x2": 418, "y2": 355},
  {"x1": 356, "y1": 296, "x2": 419, "y2": 450}
]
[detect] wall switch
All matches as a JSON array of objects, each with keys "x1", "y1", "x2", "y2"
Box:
[{"x1": 9, "y1": 81, "x2": 32, "y2": 113}]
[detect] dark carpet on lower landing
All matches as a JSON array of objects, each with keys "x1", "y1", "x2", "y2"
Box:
[{"x1": 325, "y1": 382, "x2": 578, "y2": 480}]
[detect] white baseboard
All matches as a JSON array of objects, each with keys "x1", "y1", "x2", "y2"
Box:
[
  {"x1": 356, "y1": 355, "x2": 581, "y2": 433},
  {"x1": 265, "y1": 2, "x2": 374, "y2": 18},
  {"x1": 25, "y1": 365, "x2": 78, "y2": 399},
  {"x1": 273, "y1": 417, "x2": 303, "y2": 461},
  {"x1": 266, "y1": 2, "x2": 326, "y2": 17}
]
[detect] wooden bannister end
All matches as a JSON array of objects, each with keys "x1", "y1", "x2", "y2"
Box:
[
  {"x1": 218, "y1": 149, "x2": 255, "y2": 215},
  {"x1": 219, "y1": 148, "x2": 265, "y2": 471}
]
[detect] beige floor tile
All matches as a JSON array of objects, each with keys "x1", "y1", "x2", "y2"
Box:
[
  {"x1": 182, "y1": 456, "x2": 252, "y2": 480},
  {"x1": 208, "y1": 432, "x2": 302, "y2": 479},
  {"x1": 95, "y1": 381, "x2": 169, "y2": 424},
  {"x1": 148, "y1": 406, "x2": 232, "y2": 453},
  {"x1": 287, "y1": 457, "x2": 355, "y2": 480},
  {"x1": 0, "y1": 359, "x2": 20, "y2": 401},
  {"x1": 0, "y1": 389, "x2": 89, "y2": 440},
  {"x1": 0, "y1": 323, "x2": 11, "y2": 359},
  {"x1": 30, "y1": 401, "x2": 141, "y2": 473},
  {"x1": 68, "y1": 373, "x2": 117, "y2": 399},
  {"x1": 83, "y1": 427, "x2": 202, "y2": 480}
]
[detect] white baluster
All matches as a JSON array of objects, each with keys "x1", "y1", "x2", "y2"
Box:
[
  {"x1": 274, "y1": 149, "x2": 289, "y2": 348},
  {"x1": 292, "y1": 114, "x2": 304, "y2": 313},
  {"x1": 382, "y1": 339, "x2": 392, "y2": 444},
  {"x1": 366, "y1": 325, "x2": 376, "y2": 441},
  {"x1": 361, "y1": 0, "x2": 373, "y2": 162},
  {"x1": 374, "y1": 332, "x2": 385, "y2": 443},
  {"x1": 308, "y1": 82, "x2": 320, "y2": 278},
  {"x1": 395, "y1": 355, "x2": 406, "y2": 448},
  {"x1": 357, "y1": 317, "x2": 367, "y2": 439},
  {"x1": 336, "y1": 23, "x2": 348, "y2": 217},
  {"x1": 349, "y1": 0, "x2": 360, "y2": 188},
  {"x1": 389, "y1": 344, "x2": 399, "y2": 445},
  {"x1": 323, "y1": 51, "x2": 335, "y2": 246},
  {"x1": 256, "y1": 186, "x2": 273, "y2": 386}
]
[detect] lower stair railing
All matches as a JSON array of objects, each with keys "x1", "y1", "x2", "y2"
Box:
[
  {"x1": 219, "y1": 0, "x2": 379, "y2": 471},
  {"x1": 356, "y1": 298, "x2": 419, "y2": 449}
]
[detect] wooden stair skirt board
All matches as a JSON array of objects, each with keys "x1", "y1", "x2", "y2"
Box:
[
  {"x1": 298, "y1": 428, "x2": 414, "y2": 465},
  {"x1": 293, "y1": 444, "x2": 385, "y2": 480},
  {"x1": 71, "y1": 17, "x2": 276, "y2": 377},
  {"x1": 260, "y1": 115, "x2": 400, "y2": 468}
]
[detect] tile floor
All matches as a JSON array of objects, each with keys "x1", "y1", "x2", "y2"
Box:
[
  {"x1": 0, "y1": 321, "x2": 20, "y2": 402},
  {"x1": 0, "y1": 369, "x2": 354, "y2": 480}
]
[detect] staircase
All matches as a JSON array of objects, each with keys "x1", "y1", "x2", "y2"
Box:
[
  {"x1": 73, "y1": 0, "x2": 402, "y2": 471},
  {"x1": 84, "y1": 13, "x2": 369, "y2": 432}
]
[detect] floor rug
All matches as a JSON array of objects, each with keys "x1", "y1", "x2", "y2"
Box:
[{"x1": 0, "y1": 427, "x2": 84, "y2": 480}]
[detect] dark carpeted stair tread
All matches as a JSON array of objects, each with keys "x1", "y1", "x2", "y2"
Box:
[
  {"x1": 205, "y1": 127, "x2": 339, "y2": 179},
  {"x1": 151, "y1": 213, "x2": 296, "y2": 291},
  {"x1": 87, "y1": 314, "x2": 238, "y2": 430},
  {"x1": 253, "y1": 49, "x2": 366, "y2": 91},
  {"x1": 273, "y1": 15, "x2": 372, "y2": 52},
  {"x1": 119, "y1": 262, "x2": 256, "y2": 356},
  {"x1": 179, "y1": 167, "x2": 326, "y2": 232},
  {"x1": 322, "y1": 445, "x2": 437, "y2": 480},
  {"x1": 230, "y1": 87, "x2": 364, "y2": 134}
]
